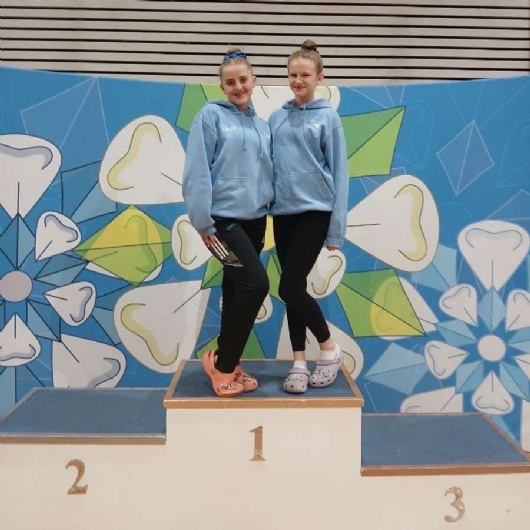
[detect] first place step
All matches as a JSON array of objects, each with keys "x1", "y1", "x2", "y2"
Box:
[{"x1": 163, "y1": 359, "x2": 365, "y2": 409}]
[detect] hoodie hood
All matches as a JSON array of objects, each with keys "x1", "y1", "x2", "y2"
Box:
[
  {"x1": 273, "y1": 98, "x2": 333, "y2": 146},
  {"x1": 208, "y1": 99, "x2": 257, "y2": 117},
  {"x1": 281, "y1": 98, "x2": 332, "y2": 111},
  {"x1": 207, "y1": 100, "x2": 259, "y2": 152}
]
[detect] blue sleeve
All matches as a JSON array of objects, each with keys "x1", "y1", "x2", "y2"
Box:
[
  {"x1": 324, "y1": 116, "x2": 349, "y2": 248},
  {"x1": 182, "y1": 111, "x2": 217, "y2": 237}
]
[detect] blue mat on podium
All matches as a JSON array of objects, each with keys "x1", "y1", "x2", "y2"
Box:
[
  {"x1": 0, "y1": 388, "x2": 166, "y2": 442},
  {"x1": 168, "y1": 359, "x2": 357, "y2": 400},
  {"x1": 361, "y1": 413, "x2": 530, "y2": 474}
]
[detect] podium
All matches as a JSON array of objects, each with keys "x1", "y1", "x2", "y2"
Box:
[{"x1": 1, "y1": 360, "x2": 530, "y2": 530}]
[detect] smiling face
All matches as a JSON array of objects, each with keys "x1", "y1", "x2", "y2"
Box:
[
  {"x1": 288, "y1": 57, "x2": 324, "y2": 106},
  {"x1": 220, "y1": 63, "x2": 256, "y2": 110}
]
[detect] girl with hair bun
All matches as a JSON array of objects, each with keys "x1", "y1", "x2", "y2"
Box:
[
  {"x1": 269, "y1": 40, "x2": 349, "y2": 394},
  {"x1": 183, "y1": 48, "x2": 274, "y2": 397}
]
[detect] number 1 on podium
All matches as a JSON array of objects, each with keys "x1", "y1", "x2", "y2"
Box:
[{"x1": 250, "y1": 426, "x2": 265, "y2": 461}]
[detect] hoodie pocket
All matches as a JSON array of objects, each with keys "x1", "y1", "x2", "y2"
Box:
[
  {"x1": 276, "y1": 171, "x2": 333, "y2": 204},
  {"x1": 258, "y1": 177, "x2": 274, "y2": 205},
  {"x1": 212, "y1": 177, "x2": 271, "y2": 216}
]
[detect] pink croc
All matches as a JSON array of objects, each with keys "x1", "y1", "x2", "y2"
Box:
[
  {"x1": 234, "y1": 365, "x2": 258, "y2": 392},
  {"x1": 201, "y1": 351, "x2": 244, "y2": 397}
]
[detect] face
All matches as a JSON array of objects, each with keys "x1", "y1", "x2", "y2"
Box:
[
  {"x1": 220, "y1": 63, "x2": 256, "y2": 110},
  {"x1": 288, "y1": 58, "x2": 324, "y2": 105}
]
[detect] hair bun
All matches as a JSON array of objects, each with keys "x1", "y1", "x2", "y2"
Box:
[{"x1": 301, "y1": 39, "x2": 318, "y2": 52}]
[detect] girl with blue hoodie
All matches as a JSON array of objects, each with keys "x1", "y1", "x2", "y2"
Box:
[
  {"x1": 182, "y1": 48, "x2": 274, "y2": 397},
  {"x1": 269, "y1": 40, "x2": 349, "y2": 394}
]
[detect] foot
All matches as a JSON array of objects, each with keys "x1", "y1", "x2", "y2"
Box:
[
  {"x1": 234, "y1": 365, "x2": 258, "y2": 392},
  {"x1": 283, "y1": 366, "x2": 310, "y2": 394},
  {"x1": 308, "y1": 344, "x2": 343, "y2": 388},
  {"x1": 201, "y1": 350, "x2": 244, "y2": 397}
]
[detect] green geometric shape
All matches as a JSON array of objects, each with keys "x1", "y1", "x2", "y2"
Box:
[
  {"x1": 241, "y1": 329, "x2": 266, "y2": 360},
  {"x1": 266, "y1": 252, "x2": 282, "y2": 301},
  {"x1": 77, "y1": 244, "x2": 171, "y2": 286},
  {"x1": 202, "y1": 256, "x2": 224, "y2": 289},
  {"x1": 336, "y1": 287, "x2": 382, "y2": 336},
  {"x1": 203, "y1": 84, "x2": 226, "y2": 101},
  {"x1": 341, "y1": 107, "x2": 404, "y2": 178},
  {"x1": 196, "y1": 336, "x2": 218, "y2": 359},
  {"x1": 195, "y1": 329, "x2": 264, "y2": 360},
  {"x1": 176, "y1": 85, "x2": 206, "y2": 133},
  {"x1": 337, "y1": 269, "x2": 424, "y2": 337},
  {"x1": 74, "y1": 206, "x2": 172, "y2": 286},
  {"x1": 176, "y1": 84, "x2": 226, "y2": 133}
]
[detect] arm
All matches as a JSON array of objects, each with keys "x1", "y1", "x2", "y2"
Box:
[
  {"x1": 324, "y1": 117, "x2": 349, "y2": 249},
  {"x1": 182, "y1": 111, "x2": 217, "y2": 237}
]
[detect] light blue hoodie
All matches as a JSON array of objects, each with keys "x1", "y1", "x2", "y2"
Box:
[
  {"x1": 269, "y1": 98, "x2": 349, "y2": 248},
  {"x1": 182, "y1": 100, "x2": 274, "y2": 237}
]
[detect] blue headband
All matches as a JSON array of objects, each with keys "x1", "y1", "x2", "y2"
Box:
[{"x1": 223, "y1": 50, "x2": 247, "y2": 62}]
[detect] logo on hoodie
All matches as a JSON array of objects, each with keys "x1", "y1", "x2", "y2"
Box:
[
  {"x1": 222, "y1": 126, "x2": 237, "y2": 133},
  {"x1": 311, "y1": 120, "x2": 323, "y2": 130}
]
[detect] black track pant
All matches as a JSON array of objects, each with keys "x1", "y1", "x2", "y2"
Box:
[
  {"x1": 213, "y1": 216, "x2": 269, "y2": 373},
  {"x1": 273, "y1": 211, "x2": 332, "y2": 352}
]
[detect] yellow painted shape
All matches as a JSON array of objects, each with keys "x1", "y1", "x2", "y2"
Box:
[
  {"x1": 107, "y1": 123, "x2": 162, "y2": 191},
  {"x1": 371, "y1": 277, "x2": 424, "y2": 335},
  {"x1": 309, "y1": 254, "x2": 343, "y2": 296},
  {"x1": 86, "y1": 207, "x2": 170, "y2": 249},
  {"x1": 343, "y1": 351, "x2": 357, "y2": 375},
  {"x1": 263, "y1": 215, "x2": 275, "y2": 250},
  {"x1": 371, "y1": 304, "x2": 423, "y2": 336},
  {"x1": 121, "y1": 303, "x2": 179, "y2": 366},
  {"x1": 315, "y1": 86, "x2": 332, "y2": 100},
  {"x1": 395, "y1": 184, "x2": 428, "y2": 261},
  {"x1": 176, "y1": 218, "x2": 198, "y2": 267}
]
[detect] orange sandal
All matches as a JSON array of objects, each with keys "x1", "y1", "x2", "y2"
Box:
[
  {"x1": 234, "y1": 365, "x2": 258, "y2": 392},
  {"x1": 201, "y1": 350, "x2": 244, "y2": 397}
]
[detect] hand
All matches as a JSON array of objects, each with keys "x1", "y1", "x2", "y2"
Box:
[
  {"x1": 327, "y1": 246, "x2": 339, "y2": 251},
  {"x1": 202, "y1": 234, "x2": 216, "y2": 246}
]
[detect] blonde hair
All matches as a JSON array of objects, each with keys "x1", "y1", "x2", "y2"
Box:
[
  {"x1": 219, "y1": 47, "x2": 252, "y2": 78},
  {"x1": 287, "y1": 39, "x2": 323, "y2": 74}
]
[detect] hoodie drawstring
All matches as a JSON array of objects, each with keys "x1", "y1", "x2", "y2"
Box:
[
  {"x1": 252, "y1": 120, "x2": 263, "y2": 160},
  {"x1": 239, "y1": 111, "x2": 247, "y2": 152},
  {"x1": 302, "y1": 104, "x2": 309, "y2": 146},
  {"x1": 240, "y1": 108, "x2": 264, "y2": 161},
  {"x1": 272, "y1": 105, "x2": 295, "y2": 160}
]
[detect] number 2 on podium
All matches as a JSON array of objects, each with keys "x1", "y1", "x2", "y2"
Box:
[
  {"x1": 250, "y1": 426, "x2": 265, "y2": 461},
  {"x1": 66, "y1": 459, "x2": 88, "y2": 495}
]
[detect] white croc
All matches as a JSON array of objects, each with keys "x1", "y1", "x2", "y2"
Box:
[
  {"x1": 308, "y1": 348, "x2": 343, "y2": 388},
  {"x1": 283, "y1": 366, "x2": 310, "y2": 394}
]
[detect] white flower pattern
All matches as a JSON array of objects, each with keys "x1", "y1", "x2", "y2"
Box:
[
  {"x1": 402, "y1": 220, "x2": 530, "y2": 450},
  {"x1": 0, "y1": 133, "x2": 126, "y2": 405}
]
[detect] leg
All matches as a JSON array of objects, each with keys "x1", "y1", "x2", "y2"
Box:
[
  {"x1": 220, "y1": 272, "x2": 261, "y2": 390},
  {"x1": 214, "y1": 217, "x2": 269, "y2": 374},
  {"x1": 274, "y1": 212, "x2": 335, "y2": 393},
  {"x1": 219, "y1": 214, "x2": 263, "y2": 317},
  {"x1": 233, "y1": 216, "x2": 267, "y2": 391},
  {"x1": 273, "y1": 214, "x2": 308, "y2": 353},
  {"x1": 275, "y1": 211, "x2": 332, "y2": 346}
]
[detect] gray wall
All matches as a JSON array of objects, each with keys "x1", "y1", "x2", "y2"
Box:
[{"x1": 1, "y1": 0, "x2": 529, "y2": 85}]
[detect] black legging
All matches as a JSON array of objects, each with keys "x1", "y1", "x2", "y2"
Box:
[
  {"x1": 213, "y1": 216, "x2": 269, "y2": 373},
  {"x1": 273, "y1": 211, "x2": 332, "y2": 352}
]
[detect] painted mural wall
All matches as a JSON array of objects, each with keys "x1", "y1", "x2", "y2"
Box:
[{"x1": 0, "y1": 66, "x2": 529, "y2": 450}]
